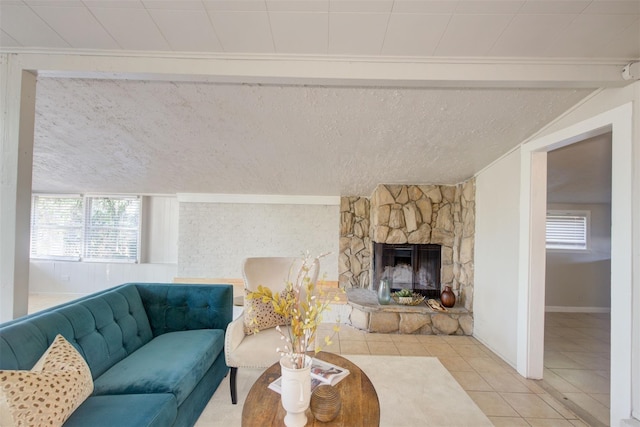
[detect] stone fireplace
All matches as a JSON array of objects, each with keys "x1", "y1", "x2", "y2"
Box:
[{"x1": 340, "y1": 180, "x2": 475, "y2": 311}]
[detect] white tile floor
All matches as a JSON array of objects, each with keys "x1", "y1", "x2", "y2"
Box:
[{"x1": 28, "y1": 295, "x2": 609, "y2": 426}]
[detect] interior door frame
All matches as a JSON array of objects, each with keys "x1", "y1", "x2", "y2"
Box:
[{"x1": 517, "y1": 102, "x2": 635, "y2": 425}]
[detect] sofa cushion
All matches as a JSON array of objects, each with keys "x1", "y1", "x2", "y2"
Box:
[
  {"x1": 0, "y1": 335, "x2": 93, "y2": 427},
  {"x1": 93, "y1": 329, "x2": 224, "y2": 405},
  {"x1": 64, "y1": 394, "x2": 176, "y2": 427}
]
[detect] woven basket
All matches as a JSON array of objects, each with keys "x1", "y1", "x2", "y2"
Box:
[{"x1": 310, "y1": 385, "x2": 341, "y2": 422}]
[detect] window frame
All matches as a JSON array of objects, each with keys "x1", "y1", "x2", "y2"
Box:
[{"x1": 545, "y1": 209, "x2": 590, "y2": 252}]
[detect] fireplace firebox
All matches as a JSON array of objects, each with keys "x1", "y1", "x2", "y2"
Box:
[{"x1": 372, "y1": 243, "x2": 441, "y2": 298}]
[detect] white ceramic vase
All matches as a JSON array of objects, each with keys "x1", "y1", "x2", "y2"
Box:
[{"x1": 279, "y1": 355, "x2": 312, "y2": 427}]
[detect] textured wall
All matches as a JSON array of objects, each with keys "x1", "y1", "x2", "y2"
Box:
[
  {"x1": 178, "y1": 202, "x2": 339, "y2": 280},
  {"x1": 339, "y1": 197, "x2": 371, "y2": 288}
]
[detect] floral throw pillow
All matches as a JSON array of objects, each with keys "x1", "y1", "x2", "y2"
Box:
[
  {"x1": 244, "y1": 289, "x2": 291, "y2": 334},
  {"x1": 0, "y1": 334, "x2": 94, "y2": 427}
]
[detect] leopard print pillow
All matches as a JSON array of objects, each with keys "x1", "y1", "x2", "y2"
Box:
[
  {"x1": 0, "y1": 334, "x2": 94, "y2": 427},
  {"x1": 244, "y1": 289, "x2": 291, "y2": 334}
]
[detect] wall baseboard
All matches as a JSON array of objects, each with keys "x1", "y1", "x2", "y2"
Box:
[{"x1": 545, "y1": 306, "x2": 610, "y2": 313}]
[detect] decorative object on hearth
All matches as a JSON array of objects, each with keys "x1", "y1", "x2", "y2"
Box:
[
  {"x1": 440, "y1": 285, "x2": 456, "y2": 308},
  {"x1": 310, "y1": 384, "x2": 342, "y2": 422},
  {"x1": 391, "y1": 289, "x2": 426, "y2": 306},
  {"x1": 377, "y1": 278, "x2": 391, "y2": 305},
  {"x1": 427, "y1": 298, "x2": 448, "y2": 312}
]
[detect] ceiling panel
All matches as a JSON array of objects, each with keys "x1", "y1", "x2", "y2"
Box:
[
  {"x1": 543, "y1": 13, "x2": 640, "y2": 57},
  {"x1": 519, "y1": 0, "x2": 589, "y2": 14},
  {"x1": 30, "y1": 5, "x2": 119, "y2": 49},
  {"x1": 142, "y1": 0, "x2": 205, "y2": 9},
  {"x1": 208, "y1": 11, "x2": 275, "y2": 52},
  {"x1": 392, "y1": 0, "x2": 457, "y2": 13},
  {"x1": 82, "y1": 0, "x2": 144, "y2": 8},
  {"x1": 203, "y1": 0, "x2": 267, "y2": 12},
  {"x1": 0, "y1": 4, "x2": 69, "y2": 47},
  {"x1": 24, "y1": 1, "x2": 85, "y2": 6},
  {"x1": 269, "y1": 12, "x2": 328, "y2": 54},
  {"x1": 489, "y1": 14, "x2": 576, "y2": 57},
  {"x1": 435, "y1": 14, "x2": 514, "y2": 56},
  {"x1": 600, "y1": 18, "x2": 640, "y2": 58},
  {"x1": 328, "y1": 12, "x2": 389, "y2": 54},
  {"x1": 382, "y1": 13, "x2": 450, "y2": 56},
  {"x1": 329, "y1": 0, "x2": 393, "y2": 13},
  {"x1": 89, "y1": 7, "x2": 171, "y2": 50},
  {"x1": 455, "y1": 1, "x2": 524, "y2": 14},
  {"x1": 149, "y1": 9, "x2": 222, "y2": 52},
  {"x1": 0, "y1": 29, "x2": 21, "y2": 47},
  {"x1": 582, "y1": 0, "x2": 640, "y2": 14},
  {"x1": 266, "y1": 0, "x2": 329, "y2": 12}
]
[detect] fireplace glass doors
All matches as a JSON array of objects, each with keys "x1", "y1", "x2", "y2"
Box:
[{"x1": 372, "y1": 243, "x2": 441, "y2": 298}]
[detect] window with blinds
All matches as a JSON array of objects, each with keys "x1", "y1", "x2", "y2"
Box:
[
  {"x1": 30, "y1": 195, "x2": 83, "y2": 260},
  {"x1": 30, "y1": 195, "x2": 141, "y2": 262},
  {"x1": 545, "y1": 210, "x2": 589, "y2": 250},
  {"x1": 85, "y1": 197, "x2": 141, "y2": 261}
]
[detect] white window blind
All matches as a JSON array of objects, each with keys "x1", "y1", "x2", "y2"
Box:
[
  {"x1": 30, "y1": 195, "x2": 83, "y2": 260},
  {"x1": 546, "y1": 211, "x2": 589, "y2": 250},
  {"x1": 84, "y1": 196, "x2": 140, "y2": 262},
  {"x1": 30, "y1": 195, "x2": 141, "y2": 262}
]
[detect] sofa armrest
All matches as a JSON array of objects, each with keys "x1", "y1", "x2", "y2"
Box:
[{"x1": 134, "y1": 283, "x2": 233, "y2": 336}]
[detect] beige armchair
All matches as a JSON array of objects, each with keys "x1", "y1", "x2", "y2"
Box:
[{"x1": 224, "y1": 257, "x2": 319, "y2": 404}]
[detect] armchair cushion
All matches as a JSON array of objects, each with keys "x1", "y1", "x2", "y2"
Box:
[{"x1": 243, "y1": 289, "x2": 290, "y2": 334}]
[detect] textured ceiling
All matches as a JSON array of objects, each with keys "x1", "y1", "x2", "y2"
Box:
[{"x1": 33, "y1": 78, "x2": 592, "y2": 196}]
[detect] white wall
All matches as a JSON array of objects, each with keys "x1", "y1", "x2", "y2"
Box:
[
  {"x1": 142, "y1": 196, "x2": 179, "y2": 264},
  {"x1": 545, "y1": 203, "x2": 611, "y2": 310},
  {"x1": 29, "y1": 195, "x2": 178, "y2": 295},
  {"x1": 473, "y1": 148, "x2": 522, "y2": 366},
  {"x1": 178, "y1": 201, "x2": 339, "y2": 280}
]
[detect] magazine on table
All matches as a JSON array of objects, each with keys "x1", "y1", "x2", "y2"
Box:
[{"x1": 268, "y1": 357, "x2": 350, "y2": 394}]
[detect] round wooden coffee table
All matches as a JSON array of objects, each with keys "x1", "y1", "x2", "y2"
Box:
[{"x1": 242, "y1": 352, "x2": 380, "y2": 426}]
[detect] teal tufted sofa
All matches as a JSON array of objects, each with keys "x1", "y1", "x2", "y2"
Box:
[{"x1": 0, "y1": 283, "x2": 233, "y2": 427}]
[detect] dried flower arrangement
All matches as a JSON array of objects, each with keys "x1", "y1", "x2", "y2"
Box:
[{"x1": 246, "y1": 252, "x2": 343, "y2": 369}]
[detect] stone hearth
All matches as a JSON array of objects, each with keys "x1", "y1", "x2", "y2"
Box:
[{"x1": 347, "y1": 288, "x2": 473, "y2": 335}]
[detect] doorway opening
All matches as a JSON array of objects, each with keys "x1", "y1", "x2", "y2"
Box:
[{"x1": 543, "y1": 134, "x2": 612, "y2": 425}]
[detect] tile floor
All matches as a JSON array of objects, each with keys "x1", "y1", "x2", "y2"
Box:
[
  {"x1": 28, "y1": 295, "x2": 609, "y2": 426},
  {"x1": 543, "y1": 312, "x2": 610, "y2": 426},
  {"x1": 315, "y1": 322, "x2": 599, "y2": 427}
]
